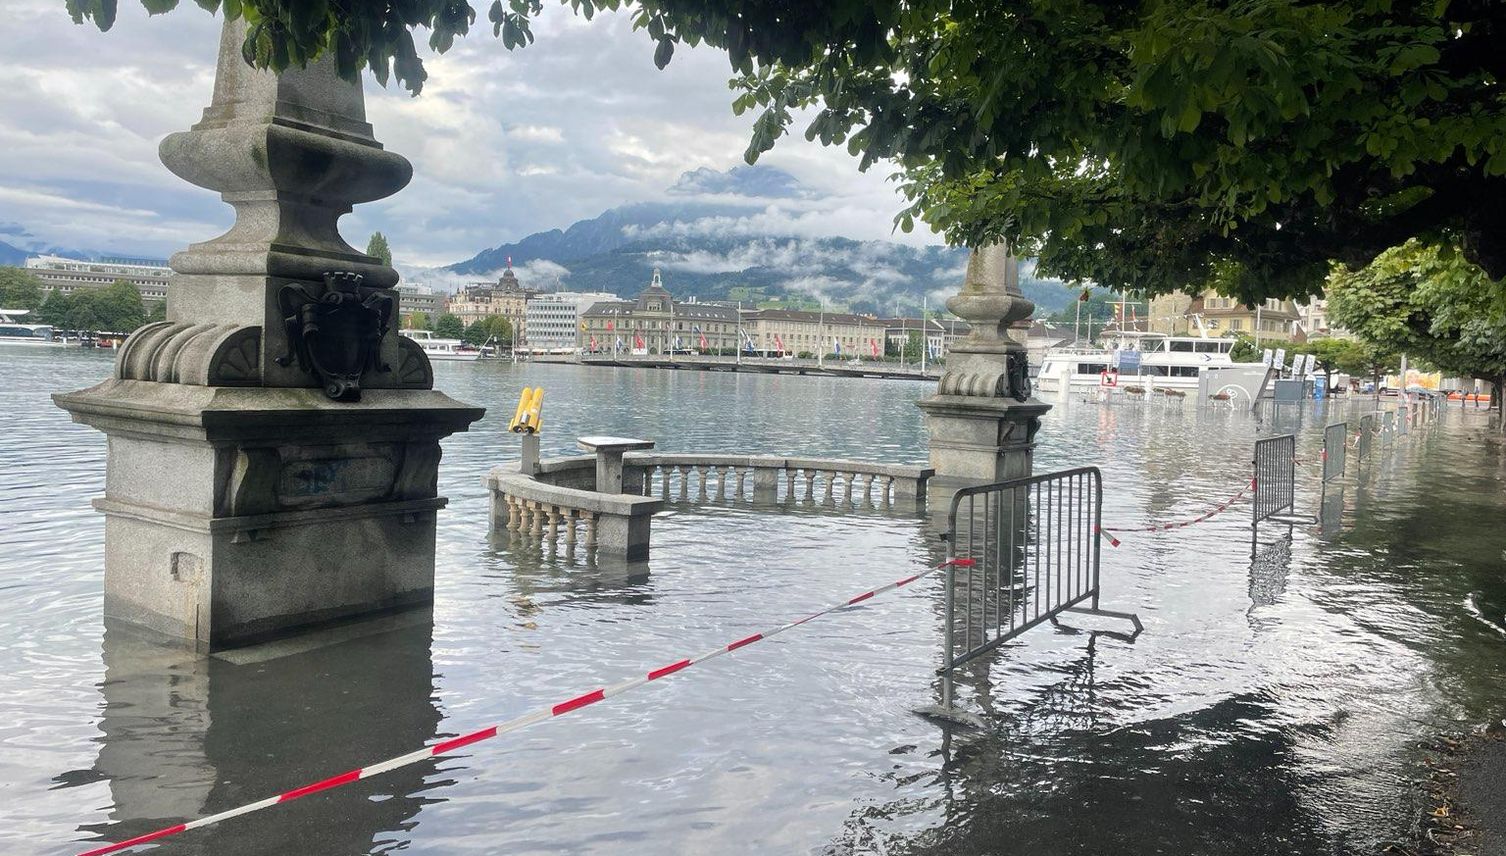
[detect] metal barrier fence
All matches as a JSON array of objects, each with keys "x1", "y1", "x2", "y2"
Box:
[
  {"x1": 939, "y1": 467, "x2": 1138, "y2": 707},
  {"x1": 1357, "y1": 413, "x2": 1375, "y2": 460},
  {"x1": 1382, "y1": 410, "x2": 1396, "y2": 441},
  {"x1": 1322, "y1": 422, "x2": 1346, "y2": 482},
  {"x1": 1253, "y1": 434, "x2": 1296, "y2": 525}
]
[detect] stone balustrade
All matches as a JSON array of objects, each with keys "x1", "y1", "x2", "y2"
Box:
[{"x1": 485, "y1": 452, "x2": 933, "y2": 560}]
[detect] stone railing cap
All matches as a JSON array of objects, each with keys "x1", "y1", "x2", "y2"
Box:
[{"x1": 578, "y1": 436, "x2": 656, "y2": 453}]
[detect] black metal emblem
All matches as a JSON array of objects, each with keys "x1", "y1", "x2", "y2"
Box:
[
  {"x1": 274, "y1": 272, "x2": 394, "y2": 401},
  {"x1": 1008, "y1": 351, "x2": 1032, "y2": 402}
]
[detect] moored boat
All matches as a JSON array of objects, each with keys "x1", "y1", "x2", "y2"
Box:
[
  {"x1": 401, "y1": 328, "x2": 481, "y2": 361},
  {"x1": 0, "y1": 309, "x2": 66, "y2": 349}
]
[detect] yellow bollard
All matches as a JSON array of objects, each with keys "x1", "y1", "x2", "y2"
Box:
[
  {"x1": 509, "y1": 388, "x2": 532, "y2": 433},
  {"x1": 524, "y1": 387, "x2": 545, "y2": 434}
]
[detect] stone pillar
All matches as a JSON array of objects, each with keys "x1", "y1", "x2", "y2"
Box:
[
  {"x1": 916, "y1": 244, "x2": 1051, "y2": 489},
  {"x1": 53, "y1": 20, "x2": 483, "y2": 651}
]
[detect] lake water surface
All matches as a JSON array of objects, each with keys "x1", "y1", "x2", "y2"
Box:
[{"x1": 3, "y1": 350, "x2": 1505, "y2": 855}]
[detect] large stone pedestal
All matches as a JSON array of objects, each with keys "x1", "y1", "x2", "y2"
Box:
[
  {"x1": 916, "y1": 395, "x2": 1050, "y2": 487},
  {"x1": 918, "y1": 244, "x2": 1051, "y2": 489},
  {"x1": 56, "y1": 381, "x2": 482, "y2": 649},
  {"x1": 53, "y1": 19, "x2": 484, "y2": 650}
]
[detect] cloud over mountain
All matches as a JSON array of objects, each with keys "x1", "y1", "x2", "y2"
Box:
[{"x1": 441, "y1": 166, "x2": 1078, "y2": 315}]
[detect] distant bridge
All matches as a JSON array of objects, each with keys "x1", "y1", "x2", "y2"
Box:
[{"x1": 535, "y1": 354, "x2": 943, "y2": 382}]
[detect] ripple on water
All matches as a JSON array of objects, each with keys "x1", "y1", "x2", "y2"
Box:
[{"x1": 1, "y1": 353, "x2": 1504, "y2": 855}]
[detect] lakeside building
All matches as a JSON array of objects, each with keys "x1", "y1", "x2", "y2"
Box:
[
  {"x1": 879, "y1": 317, "x2": 972, "y2": 359},
  {"x1": 395, "y1": 283, "x2": 445, "y2": 320},
  {"x1": 23, "y1": 254, "x2": 170, "y2": 305},
  {"x1": 524, "y1": 291, "x2": 619, "y2": 352},
  {"x1": 579, "y1": 270, "x2": 738, "y2": 353},
  {"x1": 1146, "y1": 290, "x2": 1304, "y2": 342},
  {"x1": 1297, "y1": 295, "x2": 1351, "y2": 339},
  {"x1": 448, "y1": 263, "x2": 538, "y2": 339},
  {"x1": 743, "y1": 308, "x2": 890, "y2": 357}
]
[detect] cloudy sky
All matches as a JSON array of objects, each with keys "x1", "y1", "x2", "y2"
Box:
[{"x1": 0, "y1": 1, "x2": 940, "y2": 268}]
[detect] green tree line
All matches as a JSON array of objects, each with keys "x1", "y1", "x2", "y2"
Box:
[{"x1": 1, "y1": 266, "x2": 160, "y2": 332}]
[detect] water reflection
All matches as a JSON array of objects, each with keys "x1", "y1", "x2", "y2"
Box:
[
  {"x1": 68, "y1": 619, "x2": 443, "y2": 855},
  {"x1": 5, "y1": 353, "x2": 1506, "y2": 856}
]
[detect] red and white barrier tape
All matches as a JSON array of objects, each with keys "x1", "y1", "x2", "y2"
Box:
[
  {"x1": 74, "y1": 557, "x2": 975, "y2": 856},
  {"x1": 1095, "y1": 478, "x2": 1256, "y2": 547}
]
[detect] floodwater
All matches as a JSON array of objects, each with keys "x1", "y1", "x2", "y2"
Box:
[{"x1": 3, "y1": 349, "x2": 1505, "y2": 856}]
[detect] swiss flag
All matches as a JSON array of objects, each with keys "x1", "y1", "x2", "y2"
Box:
[{"x1": 634, "y1": 333, "x2": 644, "y2": 349}]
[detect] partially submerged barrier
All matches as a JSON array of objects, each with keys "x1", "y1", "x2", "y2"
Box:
[
  {"x1": 1253, "y1": 434, "x2": 1296, "y2": 525},
  {"x1": 937, "y1": 467, "x2": 1140, "y2": 709},
  {"x1": 1322, "y1": 422, "x2": 1346, "y2": 482}
]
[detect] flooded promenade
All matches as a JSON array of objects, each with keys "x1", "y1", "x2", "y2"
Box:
[{"x1": 4, "y1": 349, "x2": 1505, "y2": 855}]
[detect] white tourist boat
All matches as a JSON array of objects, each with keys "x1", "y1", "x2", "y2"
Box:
[
  {"x1": 1036, "y1": 331, "x2": 1244, "y2": 393},
  {"x1": 0, "y1": 309, "x2": 66, "y2": 349},
  {"x1": 400, "y1": 329, "x2": 481, "y2": 362}
]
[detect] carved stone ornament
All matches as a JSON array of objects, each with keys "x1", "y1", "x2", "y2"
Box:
[
  {"x1": 1007, "y1": 351, "x2": 1032, "y2": 402},
  {"x1": 274, "y1": 271, "x2": 394, "y2": 401}
]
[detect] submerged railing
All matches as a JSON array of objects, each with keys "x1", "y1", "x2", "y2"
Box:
[
  {"x1": 487, "y1": 451, "x2": 933, "y2": 560},
  {"x1": 1322, "y1": 422, "x2": 1346, "y2": 483},
  {"x1": 1253, "y1": 434, "x2": 1296, "y2": 525},
  {"x1": 937, "y1": 466, "x2": 1140, "y2": 708}
]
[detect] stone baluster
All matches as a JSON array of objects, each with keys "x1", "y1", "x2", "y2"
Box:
[
  {"x1": 533, "y1": 500, "x2": 551, "y2": 536},
  {"x1": 564, "y1": 509, "x2": 578, "y2": 549},
  {"x1": 734, "y1": 466, "x2": 748, "y2": 500},
  {"x1": 546, "y1": 506, "x2": 561, "y2": 544},
  {"x1": 697, "y1": 466, "x2": 709, "y2": 501},
  {"x1": 660, "y1": 466, "x2": 671, "y2": 500},
  {"x1": 677, "y1": 465, "x2": 689, "y2": 502},
  {"x1": 506, "y1": 495, "x2": 521, "y2": 531},
  {"x1": 881, "y1": 475, "x2": 894, "y2": 505},
  {"x1": 843, "y1": 473, "x2": 855, "y2": 504},
  {"x1": 582, "y1": 511, "x2": 599, "y2": 549},
  {"x1": 803, "y1": 470, "x2": 815, "y2": 502},
  {"x1": 823, "y1": 471, "x2": 835, "y2": 503}
]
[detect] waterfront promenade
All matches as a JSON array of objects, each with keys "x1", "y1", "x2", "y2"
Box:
[
  {"x1": 5, "y1": 349, "x2": 1505, "y2": 856},
  {"x1": 536, "y1": 352, "x2": 944, "y2": 382}
]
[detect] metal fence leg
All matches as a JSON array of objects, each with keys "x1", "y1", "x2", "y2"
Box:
[{"x1": 941, "y1": 555, "x2": 956, "y2": 710}]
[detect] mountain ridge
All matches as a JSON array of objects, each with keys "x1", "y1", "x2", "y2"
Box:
[{"x1": 445, "y1": 166, "x2": 1079, "y2": 315}]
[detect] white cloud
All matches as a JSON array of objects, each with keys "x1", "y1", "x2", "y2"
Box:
[
  {"x1": 508, "y1": 125, "x2": 565, "y2": 143},
  {"x1": 0, "y1": 2, "x2": 942, "y2": 267}
]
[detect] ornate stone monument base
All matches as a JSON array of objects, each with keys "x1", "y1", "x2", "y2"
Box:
[
  {"x1": 916, "y1": 395, "x2": 1050, "y2": 486},
  {"x1": 56, "y1": 381, "x2": 481, "y2": 649},
  {"x1": 54, "y1": 19, "x2": 484, "y2": 650},
  {"x1": 917, "y1": 244, "x2": 1052, "y2": 488}
]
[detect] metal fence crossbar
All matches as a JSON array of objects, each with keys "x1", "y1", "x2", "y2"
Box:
[
  {"x1": 1253, "y1": 434, "x2": 1296, "y2": 525},
  {"x1": 1322, "y1": 422, "x2": 1347, "y2": 483}
]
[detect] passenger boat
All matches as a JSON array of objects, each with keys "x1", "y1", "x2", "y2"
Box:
[
  {"x1": 1036, "y1": 331, "x2": 1244, "y2": 393},
  {"x1": 400, "y1": 329, "x2": 481, "y2": 362},
  {"x1": 0, "y1": 309, "x2": 66, "y2": 349}
]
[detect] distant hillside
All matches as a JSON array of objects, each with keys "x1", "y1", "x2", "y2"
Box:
[{"x1": 446, "y1": 166, "x2": 1079, "y2": 316}]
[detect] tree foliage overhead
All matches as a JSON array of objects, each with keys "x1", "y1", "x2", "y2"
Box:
[
  {"x1": 70, "y1": 1, "x2": 1506, "y2": 301},
  {"x1": 1328, "y1": 240, "x2": 1506, "y2": 386}
]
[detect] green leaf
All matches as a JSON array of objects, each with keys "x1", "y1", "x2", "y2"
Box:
[{"x1": 653, "y1": 35, "x2": 674, "y2": 69}]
